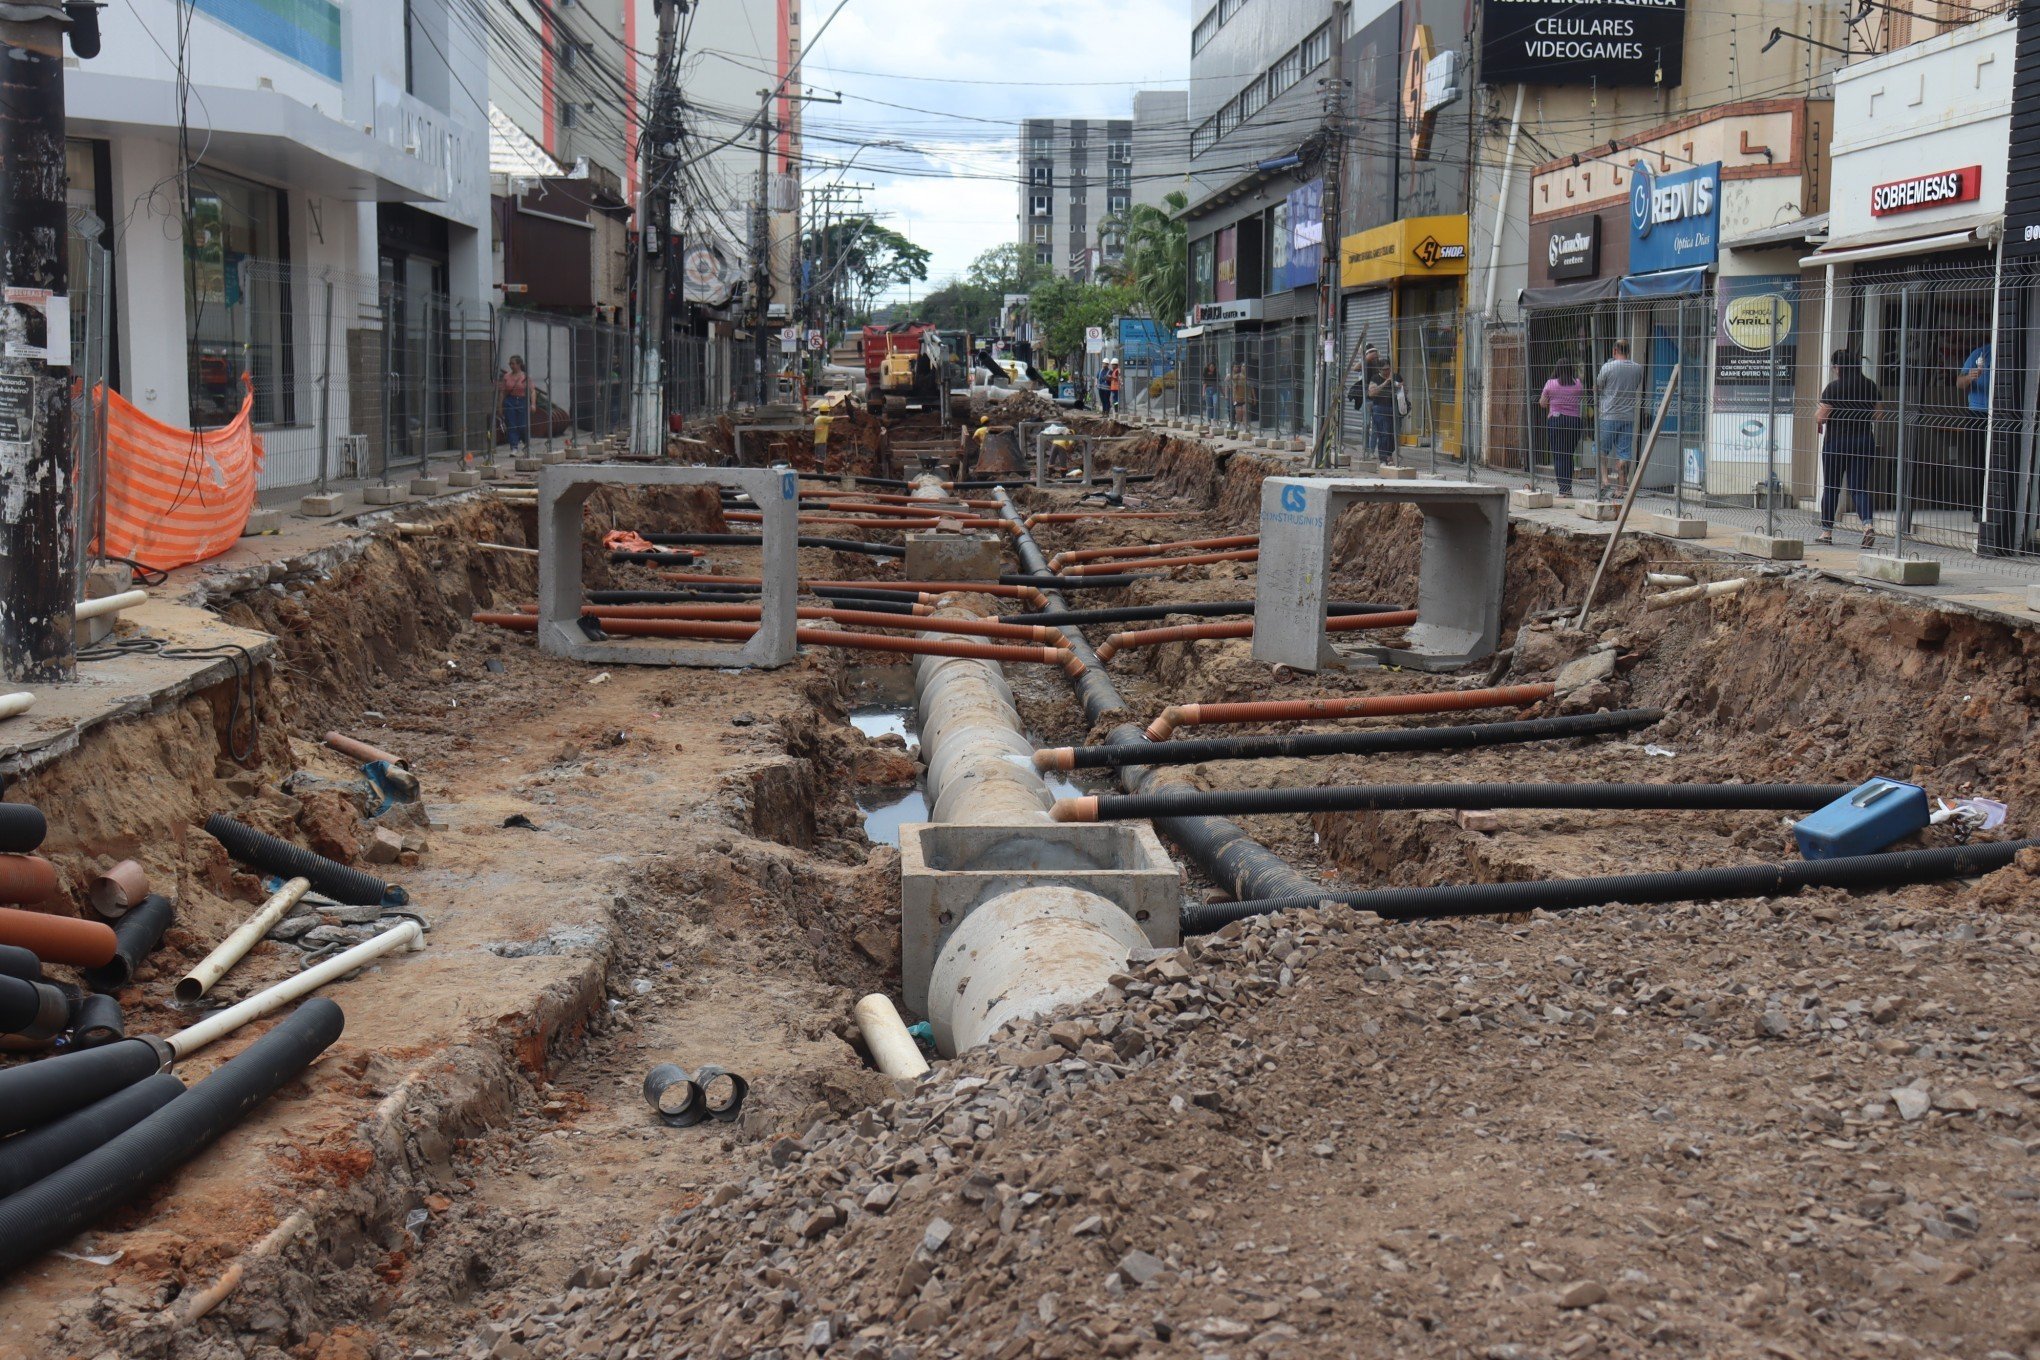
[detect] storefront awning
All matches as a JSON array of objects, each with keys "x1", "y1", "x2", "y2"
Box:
[
  {"x1": 1726, "y1": 213, "x2": 1828, "y2": 251},
  {"x1": 1620, "y1": 268, "x2": 1708, "y2": 299},
  {"x1": 1519, "y1": 276, "x2": 1622, "y2": 308},
  {"x1": 1177, "y1": 326, "x2": 1206, "y2": 339},
  {"x1": 1803, "y1": 212, "x2": 1999, "y2": 268}
]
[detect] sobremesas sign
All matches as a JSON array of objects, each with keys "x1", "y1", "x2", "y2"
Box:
[
  {"x1": 1479, "y1": 0, "x2": 1687, "y2": 88},
  {"x1": 1869, "y1": 166, "x2": 1982, "y2": 217}
]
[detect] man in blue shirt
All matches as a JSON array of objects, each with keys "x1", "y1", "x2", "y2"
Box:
[{"x1": 1956, "y1": 343, "x2": 1991, "y2": 523}]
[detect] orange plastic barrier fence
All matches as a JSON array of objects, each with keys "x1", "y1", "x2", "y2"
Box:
[{"x1": 102, "y1": 381, "x2": 265, "y2": 570}]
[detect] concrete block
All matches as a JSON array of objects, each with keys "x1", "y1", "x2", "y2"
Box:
[
  {"x1": 479, "y1": 462, "x2": 509, "y2": 482},
  {"x1": 299, "y1": 492, "x2": 345, "y2": 516},
  {"x1": 408, "y1": 476, "x2": 446, "y2": 496},
  {"x1": 514, "y1": 457, "x2": 545, "y2": 472},
  {"x1": 904, "y1": 532, "x2": 1005, "y2": 581},
  {"x1": 1579, "y1": 500, "x2": 1623, "y2": 521},
  {"x1": 362, "y1": 485, "x2": 407, "y2": 506},
  {"x1": 79, "y1": 562, "x2": 131, "y2": 645},
  {"x1": 1861, "y1": 553, "x2": 1940, "y2": 585},
  {"x1": 240, "y1": 507, "x2": 286, "y2": 536},
  {"x1": 1736, "y1": 532, "x2": 1803, "y2": 561},
  {"x1": 2028, "y1": 584, "x2": 2040, "y2": 613},
  {"x1": 446, "y1": 470, "x2": 484, "y2": 487},
  {"x1": 541, "y1": 449, "x2": 568, "y2": 465},
  {"x1": 898, "y1": 821, "x2": 1179, "y2": 1017},
  {"x1": 1377, "y1": 464, "x2": 1420, "y2": 480},
  {"x1": 1254, "y1": 475, "x2": 1508, "y2": 674},
  {"x1": 1649, "y1": 513, "x2": 1708, "y2": 538},
  {"x1": 539, "y1": 464, "x2": 798, "y2": 670},
  {"x1": 1456, "y1": 810, "x2": 1500, "y2": 833},
  {"x1": 1511, "y1": 489, "x2": 1555, "y2": 510}
]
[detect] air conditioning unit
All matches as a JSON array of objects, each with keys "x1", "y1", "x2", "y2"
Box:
[{"x1": 335, "y1": 433, "x2": 369, "y2": 478}]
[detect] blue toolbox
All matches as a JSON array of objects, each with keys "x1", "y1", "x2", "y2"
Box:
[{"x1": 1792, "y1": 778, "x2": 1930, "y2": 860}]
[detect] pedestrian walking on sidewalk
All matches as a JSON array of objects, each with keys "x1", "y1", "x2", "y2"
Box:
[
  {"x1": 1539, "y1": 359, "x2": 1585, "y2": 496},
  {"x1": 1229, "y1": 359, "x2": 1251, "y2": 427},
  {"x1": 1816, "y1": 349, "x2": 1880, "y2": 547},
  {"x1": 499, "y1": 355, "x2": 530, "y2": 455},
  {"x1": 1594, "y1": 340, "x2": 1644, "y2": 498},
  {"x1": 1359, "y1": 344, "x2": 1400, "y2": 465},
  {"x1": 1202, "y1": 360, "x2": 1220, "y2": 420}
]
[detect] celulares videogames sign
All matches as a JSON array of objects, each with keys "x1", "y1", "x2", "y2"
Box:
[{"x1": 1479, "y1": 0, "x2": 1688, "y2": 88}]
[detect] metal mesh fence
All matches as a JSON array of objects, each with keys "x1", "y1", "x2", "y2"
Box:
[
  {"x1": 1166, "y1": 325, "x2": 1316, "y2": 441},
  {"x1": 492, "y1": 309, "x2": 633, "y2": 460},
  {"x1": 1490, "y1": 258, "x2": 2040, "y2": 573}
]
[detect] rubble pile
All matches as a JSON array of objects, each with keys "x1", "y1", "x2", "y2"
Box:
[{"x1": 476, "y1": 863, "x2": 2040, "y2": 1360}]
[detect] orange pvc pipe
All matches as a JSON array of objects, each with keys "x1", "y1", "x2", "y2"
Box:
[
  {"x1": 648, "y1": 574, "x2": 1045, "y2": 605},
  {"x1": 0, "y1": 906, "x2": 117, "y2": 967},
  {"x1": 1095, "y1": 610, "x2": 1417, "y2": 661},
  {"x1": 1063, "y1": 549, "x2": 1261, "y2": 576},
  {"x1": 0, "y1": 853, "x2": 59, "y2": 905},
  {"x1": 581, "y1": 604, "x2": 1063, "y2": 644},
  {"x1": 1049, "y1": 535, "x2": 1259, "y2": 569},
  {"x1": 1144, "y1": 683, "x2": 1558, "y2": 741}
]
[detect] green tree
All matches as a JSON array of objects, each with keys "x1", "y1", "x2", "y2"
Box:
[
  {"x1": 914, "y1": 278, "x2": 1001, "y2": 333},
  {"x1": 808, "y1": 217, "x2": 931, "y2": 320},
  {"x1": 1103, "y1": 191, "x2": 1188, "y2": 328},
  {"x1": 965, "y1": 243, "x2": 1052, "y2": 296},
  {"x1": 1028, "y1": 276, "x2": 1140, "y2": 366}
]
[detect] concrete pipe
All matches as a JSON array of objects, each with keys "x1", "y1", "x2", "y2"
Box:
[
  {"x1": 913, "y1": 649, "x2": 1054, "y2": 825},
  {"x1": 927, "y1": 886, "x2": 1148, "y2": 1055}
]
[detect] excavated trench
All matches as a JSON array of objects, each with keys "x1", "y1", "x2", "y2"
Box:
[{"x1": 8, "y1": 409, "x2": 2040, "y2": 1358}]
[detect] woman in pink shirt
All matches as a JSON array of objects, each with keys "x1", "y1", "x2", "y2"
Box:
[{"x1": 1538, "y1": 360, "x2": 1585, "y2": 497}]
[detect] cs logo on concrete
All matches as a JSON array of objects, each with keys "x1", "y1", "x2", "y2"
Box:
[
  {"x1": 780, "y1": 471, "x2": 797, "y2": 500},
  {"x1": 1280, "y1": 485, "x2": 1308, "y2": 513}
]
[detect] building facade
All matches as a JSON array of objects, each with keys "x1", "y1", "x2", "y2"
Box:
[
  {"x1": 1131, "y1": 91, "x2": 1193, "y2": 213},
  {"x1": 72, "y1": 0, "x2": 491, "y2": 488},
  {"x1": 1179, "y1": 0, "x2": 1338, "y2": 437},
  {"x1": 1019, "y1": 118, "x2": 1137, "y2": 280}
]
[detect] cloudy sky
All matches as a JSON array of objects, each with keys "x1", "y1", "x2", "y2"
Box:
[{"x1": 792, "y1": 0, "x2": 1193, "y2": 297}]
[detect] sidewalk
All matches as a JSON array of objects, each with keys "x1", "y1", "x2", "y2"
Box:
[{"x1": 1131, "y1": 416, "x2": 2040, "y2": 629}]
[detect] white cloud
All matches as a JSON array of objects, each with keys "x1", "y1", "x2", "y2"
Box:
[{"x1": 797, "y1": 0, "x2": 1191, "y2": 297}]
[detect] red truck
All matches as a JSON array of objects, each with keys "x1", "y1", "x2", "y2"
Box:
[{"x1": 860, "y1": 322, "x2": 943, "y2": 411}]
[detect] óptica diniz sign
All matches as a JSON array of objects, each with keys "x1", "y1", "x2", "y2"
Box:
[{"x1": 1869, "y1": 166, "x2": 1982, "y2": 217}]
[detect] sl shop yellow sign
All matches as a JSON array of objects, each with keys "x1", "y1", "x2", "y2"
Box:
[{"x1": 1340, "y1": 215, "x2": 1470, "y2": 288}]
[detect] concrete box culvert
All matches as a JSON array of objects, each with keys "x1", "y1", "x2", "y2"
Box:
[
  {"x1": 926, "y1": 885, "x2": 1152, "y2": 1055},
  {"x1": 899, "y1": 821, "x2": 1180, "y2": 1017}
]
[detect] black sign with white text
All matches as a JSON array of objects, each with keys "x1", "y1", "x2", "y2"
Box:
[
  {"x1": 1479, "y1": 0, "x2": 1687, "y2": 88},
  {"x1": 1542, "y1": 216, "x2": 1602, "y2": 279},
  {"x1": 2006, "y1": 1, "x2": 2040, "y2": 255}
]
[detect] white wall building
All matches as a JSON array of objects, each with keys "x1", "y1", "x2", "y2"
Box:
[{"x1": 70, "y1": 0, "x2": 491, "y2": 488}]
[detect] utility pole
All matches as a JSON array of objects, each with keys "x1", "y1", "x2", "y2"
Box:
[
  {"x1": 0, "y1": 5, "x2": 84, "y2": 681},
  {"x1": 1311, "y1": 3, "x2": 1350, "y2": 468},
  {"x1": 633, "y1": 0, "x2": 681, "y2": 455}
]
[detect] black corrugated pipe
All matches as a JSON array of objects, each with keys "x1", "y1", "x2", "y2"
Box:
[
  {"x1": 952, "y1": 475, "x2": 1157, "y2": 489},
  {"x1": 0, "y1": 942, "x2": 41, "y2": 982},
  {"x1": 0, "y1": 1036, "x2": 163, "y2": 1138},
  {"x1": 0, "y1": 1073, "x2": 184, "y2": 1198},
  {"x1": 1041, "y1": 709, "x2": 1667, "y2": 771},
  {"x1": 1009, "y1": 601, "x2": 1402, "y2": 627},
  {"x1": 80, "y1": 893, "x2": 176, "y2": 991},
  {"x1": 1060, "y1": 782, "x2": 1850, "y2": 823},
  {"x1": 991, "y1": 489, "x2": 1317, "y2": 904},
  {"x1": 0, "y1": 973, "x2": 70, "y2": 1041},
  {"x1": 204, "y1": 816, "x2": 403, "y2": 907},
  {"x1": 638, "y1": 532, "x2": 908, "y2": 560},
  {"x1": 72, "y1": 993, "x2": 124, "y2": 1048},
  {"x1": 0, "y1": 998, "x2": 345, "y2": 1276},
  {"x1": 608, "y1": 550, "x2": 702, "y2": 566},
  {"x1": 796, "y1": 472, "x2": 913, "y2": 489},
  {"x1": 0, "y1": 805, "x2": 46, "y2": 854},
  {"x1": 998, "y1": 573, "x2": 1147, "y2": 590},
  {"x1": 1184, "y1": 837, "x2": 2040, "y2": 934},
  {"x1": 589, "y1": 586, "x2": 925, "y2": 612}
]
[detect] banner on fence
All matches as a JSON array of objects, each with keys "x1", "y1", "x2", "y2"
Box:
[{"x1": 102, "y1": 380, "x2": 264, "y2": 570}]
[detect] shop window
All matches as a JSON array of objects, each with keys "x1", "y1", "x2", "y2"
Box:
[{"x1": 184, "y1": 168, "x2": 291, "y2": 429}]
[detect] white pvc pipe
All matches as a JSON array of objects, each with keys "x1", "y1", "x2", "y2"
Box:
[
  {"x1": 854, "y1": 993, "x2": 930, "y2": 1079},
  {"x1": 75, "y1": 589, "x2": 147, "y2": 622},
  {"x1": 1645, "y1": 578, "x2": 1749, "y2": 612},
  {"x1": 176, "y1": 877, "x2": 312, "y2": 1003},
  {"x1": 168, "y1": 919, "x2": 423, "y2": 1061},
  {"x1": 476, "y1": 542, "x2": 539, "y2": 556},
  {"x1": 0, "y1": 693, "x2": 32, "y2": 721},
  {"x1": 1645, "y1": 573, "x2": 1695, "y2": 588}
]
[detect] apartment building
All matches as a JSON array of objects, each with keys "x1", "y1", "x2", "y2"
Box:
[{"x1": 1019, "y1": 116, "x2": 1138, "y2": 280}]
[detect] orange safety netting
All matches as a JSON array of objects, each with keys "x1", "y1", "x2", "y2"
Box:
[{"x1": 102, "y1": 380, "x2": 265, "y2": 571}]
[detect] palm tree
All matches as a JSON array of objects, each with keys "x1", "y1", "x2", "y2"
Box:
[{"x1": 1103, "y1": 191, "x2": 1188, "y2": 328}]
